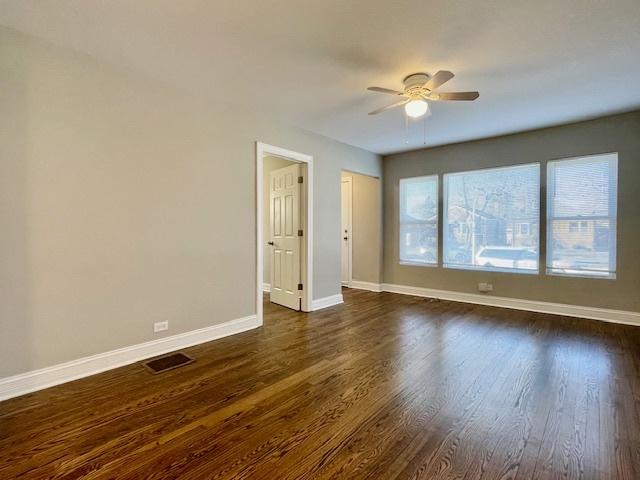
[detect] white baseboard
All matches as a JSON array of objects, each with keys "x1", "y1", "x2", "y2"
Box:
[
  {"x1": 0, "y1": 314, "x2": 260, "y2": 402},
  {"x1": 311, "y1": 294, "x2": 344, "y2": 311},
  {"x1": 4, "y1": 284, "x2": 635, "y2": 402},
  {"x1": 349, "y1": 280, "x2": 382, "y2": 292},
  {"x1": 381, "y1": 283, "x2": 640, "y2": 326},
  {"x1": 263, "y1": 282, "x2": 271, "y2": 292}
]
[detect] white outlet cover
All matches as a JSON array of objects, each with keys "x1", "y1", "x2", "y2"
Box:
[{"x1": 154, "y1": 321, "x2": 169, "y2": 333}]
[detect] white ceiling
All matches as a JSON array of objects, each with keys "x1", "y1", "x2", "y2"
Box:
[{"x1": 2, "y1": 0, "x2": 640, "y2": 154}]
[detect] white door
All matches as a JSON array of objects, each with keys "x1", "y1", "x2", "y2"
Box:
[
  {"x1": 341, "y1": 176, "x2": 352, "y2": 286},
  {"x1": 269, "y1": 164, "x2": 302, "y2": 310}
]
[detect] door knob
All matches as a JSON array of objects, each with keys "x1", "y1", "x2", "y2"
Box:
[
  {"x1": 267, "y1": 241, "x2": 274, "y2": 246},
  {"x1": 343, "y1": 237, "x2": 348, "y2": 241}
]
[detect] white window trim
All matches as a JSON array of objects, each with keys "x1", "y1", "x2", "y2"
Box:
[
  {"x1": 546, "y1": 152, "x2": 618, "y2": 280},
  {"x1": 443, "y1": 163, "x2": 541, "y2": 274},
  {"x1": 399, "y1": 175, "x2": 439, "y2": 266}
]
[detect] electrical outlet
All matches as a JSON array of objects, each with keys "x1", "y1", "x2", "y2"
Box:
[
  {"x1": 153, "y1": 321, "x2": 169, "y2": 333},
  {"x1": 478, "y1": 282, "x2": 493, "y2": 293}
]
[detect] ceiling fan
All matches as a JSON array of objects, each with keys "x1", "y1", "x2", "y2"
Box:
[{"x1": 367, "y1": 71, "x2": 479, "y2": 118}]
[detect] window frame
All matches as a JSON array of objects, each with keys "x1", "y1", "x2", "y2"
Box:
[
  {"x1": 443, "y1": 162, "x2": 541, "y2": 275},
  {"x1": 546, "y1": 152, "x2": 618, "y2": 279},
  {"x1": 398, "y1": 175, "x2": 439, "y2": 267}
]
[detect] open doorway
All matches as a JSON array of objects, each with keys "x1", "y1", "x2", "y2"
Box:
[
  {"x1": 256, "y1": 143, "x2": 313, "y2": 324},
  {"x1": 341, "y1": 170, "x2": 383, "y2": 291},
  {"x1": 341, "y1": 174, "x2": 353, "y2": 286},
  {"x1": 263, "y1": 157, "x2": 304, "y2": 310}
]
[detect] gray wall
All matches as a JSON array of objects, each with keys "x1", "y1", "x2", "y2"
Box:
[
  {"x1": 383, "y1": 111, "x2": 640, "y2": 312},
  {"x1": 0, "y1": 27, "x2": 381, "y2": 377}
]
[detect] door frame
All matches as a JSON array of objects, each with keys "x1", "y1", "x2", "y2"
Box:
[
  {"x1": 341, "y1": 174, "x2": 353, "y2": 287},
  {"x1": 256, "y1": 142, "x2": 313, "y2": 324}
]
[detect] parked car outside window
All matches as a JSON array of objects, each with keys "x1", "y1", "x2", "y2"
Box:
[{"x1": 474, "y1": 247, "x2": 537, "y2": 271}]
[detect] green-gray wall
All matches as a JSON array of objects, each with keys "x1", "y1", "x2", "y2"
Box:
[{"x1": 383, "y1": 111, "x2": 640, "y2": 312}]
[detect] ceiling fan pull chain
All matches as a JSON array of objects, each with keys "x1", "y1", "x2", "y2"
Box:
[
  {"x1": 405, "y1": 114, "x2": 409, "y2": 144},
  {"x1": 423, "y1": 117, "x2": 427, "y2": 145}
]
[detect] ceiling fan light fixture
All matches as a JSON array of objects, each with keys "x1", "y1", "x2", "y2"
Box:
[
  {"x1": 404, "y1": 99, "x2": 429, "y2": 118},
  {"x1": 367, "y1": 71, "x2": 477, "y2": 117}
]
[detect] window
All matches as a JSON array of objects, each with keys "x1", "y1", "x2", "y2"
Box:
[
  {"x1": 547, "y1": 153, "x2": 617, "y2": 278},
  {"x1": 517, "y1": 223, "x2": 530, "y2": 236},
  {"x1": 399, "y1": 175, "x2": 438, "y2": 265},
  {"x1": 444, "y1": 164, "x2": 540, "y2": 273}
]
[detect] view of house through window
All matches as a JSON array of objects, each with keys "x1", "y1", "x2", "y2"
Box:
[
  {"x1": 399, "y1": 175, "x2": 438, "y2": 265},
  {"x1": 547, "y1": 153, "x2": 618, "y2": 278},
  {"x1": 443, "y1": 164, "x2": 540, "y2": 273},
  {"x1": 399, "y1": 156, "x2": 617, "y2": 279}
]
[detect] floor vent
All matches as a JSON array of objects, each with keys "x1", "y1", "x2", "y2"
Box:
[{"x1": 142, "y1": 352, "x2": 194, "y2": 374}]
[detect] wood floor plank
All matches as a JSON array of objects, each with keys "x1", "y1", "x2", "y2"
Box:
[
  {"x1": 0, "y1": 289, "x2": 639, "y2": 479},
  {"x1": 304, "y1": 311, "x2": 518, "y2": 480}
]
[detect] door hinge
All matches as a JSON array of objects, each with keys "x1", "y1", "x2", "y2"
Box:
[
  {"x1": 298, "y1": 229, "x2": 303, "y2": 237},
  {"x1": 298, "y1": 283, "x2": 303, "y2": 291},
  {"x1": 298, "y1": 176, "x2": 303, "y2": 184}
]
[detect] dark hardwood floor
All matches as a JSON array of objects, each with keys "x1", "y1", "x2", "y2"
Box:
[{"x1": 1, "y1": 289, "x2": 639, "y2": 479}]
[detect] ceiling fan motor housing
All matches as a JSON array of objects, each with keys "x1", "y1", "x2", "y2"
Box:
[{"x1": 403, "y1": 73, "x2": 430, "y2": 96}]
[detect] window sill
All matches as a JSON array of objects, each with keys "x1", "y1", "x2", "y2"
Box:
[
  {"x1": 399, "y1": 261, "x2": 438, "y2": 268},
  {"x1": 443, "y1": 263, "x2": 539, "y2": 275},
  {"x1": 546, "y1": 269, "x2": 616, "y2": 280}
]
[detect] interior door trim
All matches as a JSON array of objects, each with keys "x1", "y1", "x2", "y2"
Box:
[
  {"x1": 341, "y1": 175, "x2": 353, "y2": 287},
  {"x1": 256, "y1": 142, "x2": 313, "y2": 324}
]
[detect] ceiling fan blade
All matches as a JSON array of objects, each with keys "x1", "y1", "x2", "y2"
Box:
[
  {"x1": 423, "y1": 70, "x2": 454, "y2": 91},
  {"x1": 368, "y1": 99, "x2": 408, "y2": 115},
  {"x1": 367, "y1": 86, "x2": 406, "y2": 96},
  {"x1": 434, "y1": 91, "x2": 479, "y2": 101}
]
